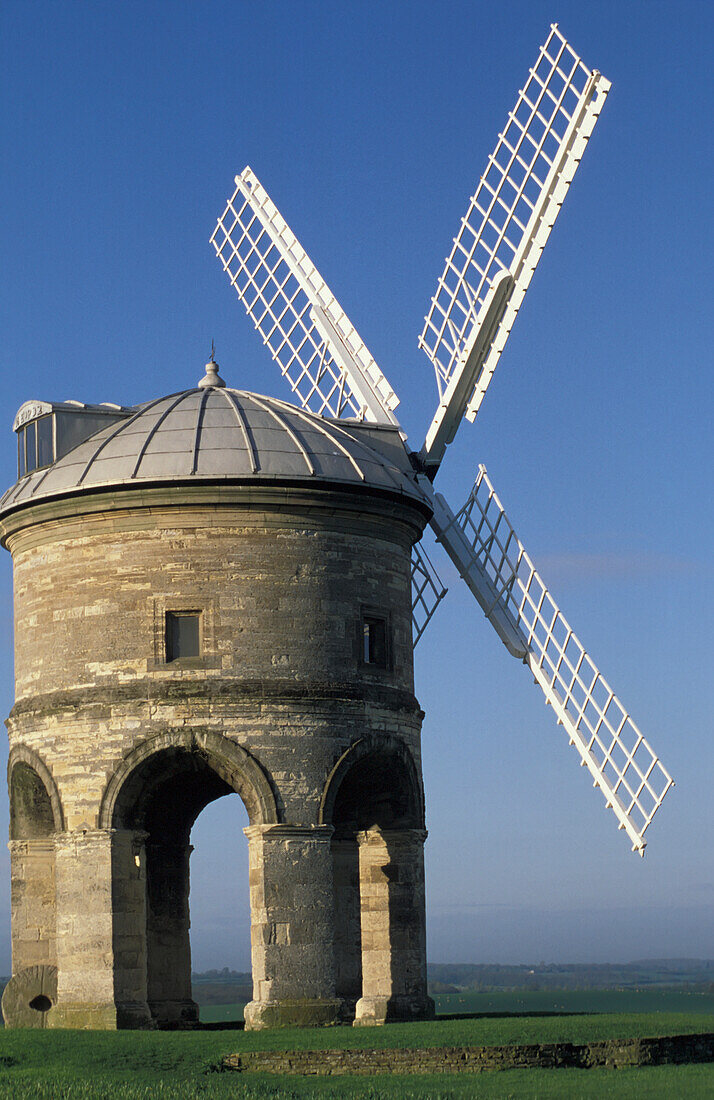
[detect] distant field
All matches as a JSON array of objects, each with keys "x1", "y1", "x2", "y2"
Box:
[
  {"x1": 198, "y1": 988, "x2": 714, "y2": 1024},
  {"x1": 434, "y1": 989, "x2": 714, "y2": 1016},
  {"x1": 199, "y1": 1001, "x2": 245, "y2": 1023}
]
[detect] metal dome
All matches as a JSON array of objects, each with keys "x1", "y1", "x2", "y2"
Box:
[{"x1": 0, "y1": 386, "x2": 426, "y2": 514}]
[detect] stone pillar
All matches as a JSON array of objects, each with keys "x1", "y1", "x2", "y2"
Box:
[
  {"x1": 331, "y1": 833, "x2": 362, "y2": 1020},
  {"x1": 9, "y1": 838, "x2": 57, "y2": 970},
  {"x1": 145, "y1": 840, "x2": 198, "y2": 1028},
  {"x1": 51, "y1": 829, "x2": 153, "y2": 1029},
  {"x1": 354, "y1": 828, "x2": 434, "y2": 1026},
  {"x1": 243, "y1": 824, "x2": 341, "y2": 1029}
]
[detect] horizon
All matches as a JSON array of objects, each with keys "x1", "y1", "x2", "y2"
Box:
[{"x1": 188, "y1": 957, "x2": 714, "y2": 974}]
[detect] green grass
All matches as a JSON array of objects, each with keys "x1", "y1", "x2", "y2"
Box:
[
  {"x1": 199, "y1": 1001, "x2": 245, "y2": 1023},
  {"x1": 1, "y1": 1066, "x2": 714, "y2": 1100},
  {"x1": 189, "y1": 1011, "x2": 714, "y2": 1049},
  {"x1": 2, "y1": 1063, "x2": 714, "y2": 1099},
  {"x1": 0, "y1": 1012, "x2": 713, "y2": 1099}
]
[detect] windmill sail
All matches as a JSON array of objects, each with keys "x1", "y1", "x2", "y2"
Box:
[
  {"x1": 421, "y1": 467, "x2": 673, "y2": 854},
  {"x1": 420, "y1": 25, "x2": 610, "y2": 449},
  {"x1": 211, "y1": 167, "x2": 400, "y2": 425},
  {"x1": 411, "y1": 540, "x2": 448, "y2": 646}
]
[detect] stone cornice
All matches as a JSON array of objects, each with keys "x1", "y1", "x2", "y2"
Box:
[
  {"x1": 8, "y1": 677, "x2": 424, "y2": 723},
  {"x1": 0, "y1": 479, "x2": 431, "y2": 553}
]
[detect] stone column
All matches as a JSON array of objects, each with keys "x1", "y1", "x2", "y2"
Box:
[
  {"x1": 51, "y1": 829, "x2": 153, "y2": 1029},
  {"x1": 331, "y1": 832, "x2": 362, "y2": 1020},
  {"x1": 243, "y1": 824, "x2": 341, "y2": 1029},
  {"x1": 354, "y1": 827, "x2": 434, "y2": 1026},
  {"x1": 145, "y1": 840, "x2": 198, "y2": 1028},
  {"x1": 9, "y1": 838, "x2": 57, "y2": 970}
]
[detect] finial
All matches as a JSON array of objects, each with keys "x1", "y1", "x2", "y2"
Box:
[{"x1": 198, "y1": 344, "x2": 226, "y2": 389}]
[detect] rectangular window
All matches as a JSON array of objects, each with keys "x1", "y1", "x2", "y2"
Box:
[
  {"x1": 36, "y1": 415, "x2": 53, "y2": 468},
  {"x1": 362, "y1": 614, "x2": 388, "y2": 668},
  {"x1": 165, "y1": 611, "x2": 201, "y2": 661},
  {"x1": 25, "y1": 420, "x2": 37, "y2": 472},
  {"x1": 17, "y1": 429, "x2": 26, "y2": 477}
]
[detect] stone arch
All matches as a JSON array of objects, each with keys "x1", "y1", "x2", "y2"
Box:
[
  {"x1": 319, "y1": 736, "x2": 428, "y2": 1021},
  {"x1": 8, "y1": 744, "x2": 65, "y2": 839},
  {"x1": 96, "y1": 729, "x2": 278, "y2": 1029},
  {"x1": 6, "y1": 746, "x2": 63, "y2": 978},
  {"x1": 98, "y1": 728, "x2": 279, "y2": 831},
  {"x1": 319, "y1": 734, "x2": 425, "y2": 831}
]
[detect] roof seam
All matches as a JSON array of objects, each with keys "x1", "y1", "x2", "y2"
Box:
[
  {"x1": 218, "y1": 389, "x2": 258, "y2": 473},
  {"x1": 247, "y1": 393, "x2": 315, "y2": 476},
  {"x1": 192, "y1": 389, "x2": 211, "y2": 475}
]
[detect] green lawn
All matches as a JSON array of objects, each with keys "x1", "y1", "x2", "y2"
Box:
[
  {"x1": 194, "y1": 1009, "x2": 714, "y2": 1048},
  {"x1": 0, "y1": 1013, "x2": 713, "y2": 1098},
  {"x1": 2, "y1": 1066, "x2": 714, "y2": 1100}
]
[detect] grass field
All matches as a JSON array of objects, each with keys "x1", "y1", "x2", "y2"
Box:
[{"x1": 1, "y1": 1010, "x2": 714, "y2": 1099}]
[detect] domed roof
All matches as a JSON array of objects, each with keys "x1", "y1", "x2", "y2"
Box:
[{"x1": 0, "y1": 386, "x2": 426, "y2": 514}]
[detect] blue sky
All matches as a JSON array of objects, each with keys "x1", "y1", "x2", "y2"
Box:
[{"x1": 0, "y1": 0, "x2": 712, "y2": 972}]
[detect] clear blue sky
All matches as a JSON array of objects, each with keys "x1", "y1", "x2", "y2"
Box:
[{"x1": 0, "y1": 0, "x2": 711, "y2": 972}]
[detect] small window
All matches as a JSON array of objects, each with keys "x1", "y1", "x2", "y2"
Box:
[
  {"x1": 25, "y1": 420, "x2": 37, "y2": 471},
  {"x1": 362, "y1": 614, "x2": 389, "y2": 669},
  {"x1": 18, "y1": 430, "x2": 26, "y2": 477},
  {"x1": 16, "y1": 415, "x2": 55, "y2": 477},
  {"x1": 36, "y1": 415, "x2": 53, "y2": 468},
  {"x1": 165, "y1": 611, "x2": 201, "y2": 661}
]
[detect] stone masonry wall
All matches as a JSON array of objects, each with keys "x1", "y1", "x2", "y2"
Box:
[
  {"x1": 9, "y1": 495, "x2": 417, "y2": 701},
  {"x1": 6, "y1": 491, "x2": 424, "y2": 830},
  {"x1": 3, "y1": 484, "x2": 430, "y2": 1028},
  {"x1": 223, "y1": 1033, "x2": 714, "y2": 1074}
]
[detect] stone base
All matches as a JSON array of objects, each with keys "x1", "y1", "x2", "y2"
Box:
[
  {"x1": 148, "y1": 999, "x2": 200, "y2": 1029},
  {"x1": 244, "y1": 997, "x2": 342, "y2": 1030},
  {"x1": 353, "y1": 994, "x2": 435, "y2": 1027},
  {"x1": 117, "y1": 1000, "x2": 158, "y2": 1029},
  {"x1": 49, "y1": 1000, "x2": 155, "y2": 1030}
]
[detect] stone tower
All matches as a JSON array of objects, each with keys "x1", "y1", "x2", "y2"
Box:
[{"x1": 1, "y1": 363, "x2": 435, "y2": 1030}]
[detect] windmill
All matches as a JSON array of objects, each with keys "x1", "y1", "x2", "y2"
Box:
[{"x1": 210, "y1": 24, "x2": 673, "y2": 856}]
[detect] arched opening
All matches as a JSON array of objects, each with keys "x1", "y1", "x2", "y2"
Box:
[
  {"x1": 105, "y1": 734, "x2": 277, "y2": 1029},
  {"x1": 10, "y1": 761, "x2": 57, "y2": 840},
  {"x1": 187, "y1": 794, "x2": 251, "y2": 1021},
  {"x1": 330, "y1": 748, "x2": 423, "y2": 832},
  {"x1": 8, "y1": 750, "x2": 63, "y2": 975},
  {"x1": 322, "y1": 739, "x2": 429, "y2": 1022}
]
